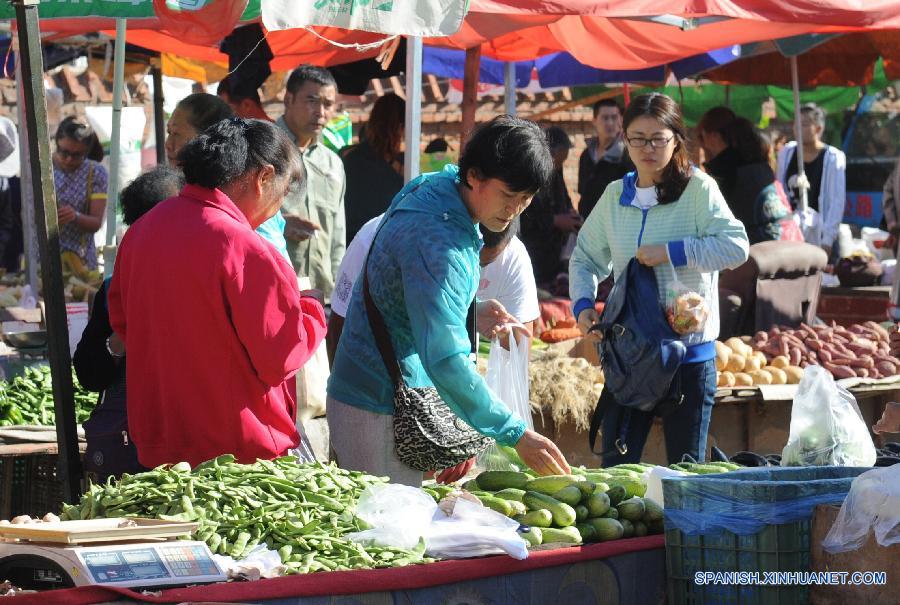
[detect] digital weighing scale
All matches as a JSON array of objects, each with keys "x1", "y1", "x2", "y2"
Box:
[{"x1": 0, "y1": 518, "x2": 226, "y2": 591}]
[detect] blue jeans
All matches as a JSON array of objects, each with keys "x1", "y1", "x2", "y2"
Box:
[{"x1": 598, "y1": 359, "x2": 717, "y2": 466}]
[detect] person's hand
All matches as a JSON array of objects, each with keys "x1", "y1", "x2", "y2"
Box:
[
  {"x1": 435, "y1": 457, "x2": 476, "y2": 484},
  {"x1": 636, "y1": 245, "x2": 669, "y2": 267},
  {"x1": 493, "y1": 322, "x2": 532, "y2": 350},
  {"x1": 553, "y1": 212, "x2": 583, "y2": 233},
  {"x1": 514, "y1": 429, "x2": 571, "y2": 476},
  {"x1": 57, "y1": 206, "x2": 77, "y2": 226},
  {"x1": 283, "y1": 214, "x2": 321, "y2": 242},
  {"x1": 107, "y1": 332, "x2": 125, "y2": 356},
  {"x1": 476, "y1": 299, "x2": 518, "y2": 340},
  {"x1": 890, "y1": 324, "x2": 900, "y2": 358},
  {"x1": 873, "y1": 402, "x2": 900, "y2": 434},
  {"x1": 577, "y1": 308, "x2": 600, "y2": 340}
]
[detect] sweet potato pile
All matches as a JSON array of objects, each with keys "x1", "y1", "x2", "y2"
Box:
[{"x1": 750, "y1": 321, "x2": 897, "y2": 380}]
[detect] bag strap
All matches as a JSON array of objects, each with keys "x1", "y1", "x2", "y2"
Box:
[{"x1": 362, "y1": 249, "x2": 405, "y2": 390}]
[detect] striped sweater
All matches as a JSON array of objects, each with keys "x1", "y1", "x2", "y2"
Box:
[{"x1": 570, "y1": 170, "x2": 750, "y2": 361}]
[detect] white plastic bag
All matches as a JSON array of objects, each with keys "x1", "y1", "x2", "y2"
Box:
[
  {"x1": 781, "y1": 366, "x2": 877, "y2": 467},
  {"x1": 477, "y1": 328, "x2": 532, "y2": 471},
  {"x1": 348, "y1": 484, "x2": 437, "y2": 550},
  {"x1": 348, "y1": 484, "x2": 528, "y2": 560},
  {"x1": 644, "y1": 465, "x2": 688, "y2": 507},
  {"x1": 426, "y1": 497, "x2": 528, "y2": 560},
  {"x1": 822, "y1": 465, "x2": 900, "y2": 553}
]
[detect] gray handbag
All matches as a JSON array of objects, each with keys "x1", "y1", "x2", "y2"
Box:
[{"x1": 362, "y1": 229, "x2": 492, "y2": 472}]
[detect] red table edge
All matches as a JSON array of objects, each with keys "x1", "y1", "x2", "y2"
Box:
[{"x1": 11, "y1": 535, "x2": 665, "y2": 604}]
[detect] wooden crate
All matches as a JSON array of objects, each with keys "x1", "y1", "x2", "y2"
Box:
[{"x1": 810, "y1": 504, "x2": 900, "y2": 605}]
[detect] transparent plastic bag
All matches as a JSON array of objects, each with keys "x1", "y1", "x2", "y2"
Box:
[
  {"x1": 477, "y1": 328, "x2": 532, "y2": 472},
  {"x1": 664, "y1": 261, "x2": 708, "y2": 335},
  {"x1": 347, "y1": 484, "x2": 437, "y2": 550},
  {"x1": 781, "y1": 366, "x2": 877, "y2": 467},
  {"x1": 822, "y1": 465, "x2": 900, "y2": 553}
]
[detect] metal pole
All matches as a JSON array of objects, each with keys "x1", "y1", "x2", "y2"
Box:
[
  {"x1": 790, "y1": 55, "x2": 808, "y2": 214},
  {"x1": 13, "y1": 38, "x2": 37, "y2": 290},
  {"x1": 504, "y1": 62, "x2": 516, "y2": 117},
  {"x1": 13, "y1": 0, "x2": 82, "y2": 504},
  {"x1": 104, "y1": 18, "x2": 126, "y2": 278},
  {"x1": 404, "y1": 36, "x2": 422, "y2": 183},
  {"x1": 152, "y1": 61, "x2": 166, "y2": 166}
]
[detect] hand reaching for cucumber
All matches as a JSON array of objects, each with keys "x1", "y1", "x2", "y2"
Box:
[{"x1": 515, "y1": 429, "x2": 571, "y2": 476}]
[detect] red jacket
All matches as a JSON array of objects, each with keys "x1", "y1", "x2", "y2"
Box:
[{"x1": 108, "y1": 185, "x2": 326, "y2": 468}]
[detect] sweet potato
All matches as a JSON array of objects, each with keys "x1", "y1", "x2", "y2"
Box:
[
  {"x1": 863, "y1": 321, "x2": 890, "y2": 342},
  {"x1": 754, "y1": 331, "x2": 768, "y2": 343},
  {"x1": 848, "y1": 355, "x2": 875, "y2": 369},
  {"x1": 817, "y1": 348, "x2": 832, "y2": 364},
  {"x1": 805, "y1": 338, "x2": 822, "y2": 351},
  {"x1": 855, "y1": 368, "x2": 870, "y2": 379},
  {"x1": 875, "y1": 359, "x2": 898, "y2": 376},
  {"x1": 789, "y1": 347, "x2": 803, "y2": 366},
  {"x1": 540, "y1": 327, "x2": 582, "y2": 343},
  {"x1": 823, "y1": 362, "x2": 855, "y2": 379}
]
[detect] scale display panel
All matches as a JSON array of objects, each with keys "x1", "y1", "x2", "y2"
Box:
[{"x1": 75, "y1": 542, "x2": 224, "y2": 587}]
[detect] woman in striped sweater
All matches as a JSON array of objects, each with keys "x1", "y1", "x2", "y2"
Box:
[{"x1": 570, "y1": 93, "x2": 750, "y2": 465}]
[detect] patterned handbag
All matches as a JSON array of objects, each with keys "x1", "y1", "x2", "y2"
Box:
[{"x1": 362, "y1": 236, "x2": 492, "y2": 472}]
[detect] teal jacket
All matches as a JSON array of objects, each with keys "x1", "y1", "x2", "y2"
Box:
[
  {"x1": 256, "y1": 213, "x2": 291, "y2": 263},
  {"x1": 327, "y1": 165, "x2": 527, "y2": 446}
]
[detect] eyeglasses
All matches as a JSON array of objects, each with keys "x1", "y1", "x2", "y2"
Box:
[
  {"x1": 56, "y1": 149, "x2": 86, "y2": 160},
  {"x1": 625, "y1": 135, "x2": 674, "y2": 149}
]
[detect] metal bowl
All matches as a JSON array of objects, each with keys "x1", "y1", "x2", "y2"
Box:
[{"x1": 3, "y1": 330, "x2": 48, "y2": 349}]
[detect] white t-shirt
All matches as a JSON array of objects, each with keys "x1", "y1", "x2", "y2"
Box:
[
  {"x1": 633, "y1": 185, "x2": 659, "y2": 210},
  {"x1": 331, "y1": 215, "x2": 382, "y2": 318},
  {"x1": 331, "y1": 214, "x2": 540, "y2": 325},
  {"x1": 478, "y1": 237, "x2": 541, "y2": 324}
]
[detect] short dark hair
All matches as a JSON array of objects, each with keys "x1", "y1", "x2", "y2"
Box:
[
  {"x1": 286, "y1": 65, "x2": 337, "y2": 95},
  {"x1": 697, "y1": 106, "x2": 737, "y2": 136},
  {"x1": 593, "y1": 98, "x2": 622, "y2": 118},
  {"x1": 175, "y1": 93, "x2": 234, "y2": 133},
  {"x1": 55, "y1": 116, "x2": 103, "y2": 161},
  {"x1": 120, "y1": 165, "x2": 185, "y2": 225},
  {"x1": 623, "y1": 93, "x2": 692, "y2": 205},
  {"x1": 800, "y1": 102, "x2": 826, "y2": 129},
  {"x1": 458, "y1": 115, "x2": 553, "y2": 195},
  {"x1": 425, "y1": 138, "x2": 449, "y2": 154},
  {"x1": 55, "y1": 116, "x2": 95, "y2": 145},
  {"x1": 217, "y1": 76, "x2": 261, "y2": 106},
  {"x1": 480, "y1": 217, "x2": 518, "y2": 249},
  {"x1": 544, "y1": 126, "x2": 573, "y2": 152},
  {"x1": 178, "y1": 118, "x2": 303, "y2": 190}
]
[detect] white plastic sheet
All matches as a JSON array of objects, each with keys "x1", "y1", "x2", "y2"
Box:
[{"x1": 823, "y1": 465, "x2": 900, "y2": 553}]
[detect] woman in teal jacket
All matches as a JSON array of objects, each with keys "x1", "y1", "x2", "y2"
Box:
[
  {"x1": 328, "y1": 116, "x2": 570, "y2": 485},
  {"x1": 571, "y1": 93, "x2": 749, "y2": 466}
]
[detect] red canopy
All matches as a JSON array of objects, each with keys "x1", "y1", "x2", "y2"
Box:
[{"x1": 33, "y1": 1, "x2": 900, "y2": 70}]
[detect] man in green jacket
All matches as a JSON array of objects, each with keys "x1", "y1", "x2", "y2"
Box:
[{"x1": 277, "y1": 65, "x2": 347, "y2": 301}]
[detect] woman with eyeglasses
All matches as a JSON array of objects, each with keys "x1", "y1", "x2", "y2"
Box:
[
  {"x1": 53, "y1": 117, "x2": 108, "y2": 272},
  {"x1": 570, "y1": 93, "x2": 749, "y2": 465}
]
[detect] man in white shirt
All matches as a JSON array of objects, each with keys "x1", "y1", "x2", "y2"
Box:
[{"x1": 327, "y1": 215, "x2": 540, "y2": 363}]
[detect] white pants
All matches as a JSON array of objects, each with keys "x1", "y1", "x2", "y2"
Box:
[{"x1": 326, "y1": 396, "x2": 422, "y2": 487}]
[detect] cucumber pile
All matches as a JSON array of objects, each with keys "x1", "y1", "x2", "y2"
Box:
[
  {"x1": 423, "y1": 464, "x2": 662, "y2": 546},
  {"x1": 423, "y1": 461, "x2": 744, "y2": 547}
]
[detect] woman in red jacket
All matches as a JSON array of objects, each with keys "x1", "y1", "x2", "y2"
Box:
[{"x1": 108, "y1": 118, "x2": 327, "y2": 468}]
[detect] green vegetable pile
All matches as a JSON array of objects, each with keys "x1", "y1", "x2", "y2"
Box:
[
  {"x1": 60, "y1": 455, "x2": 435, "y2": 573},
  {"x1": 431, "y1": 460, "x2": 744, "y2": 546},
  {"x1": 0, "y1": 366, "x2": 95, "y2": 426}
]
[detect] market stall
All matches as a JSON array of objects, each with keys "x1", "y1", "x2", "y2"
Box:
[{"x1": 1, "y1": 536, "x2": 666, "y2": 604}]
